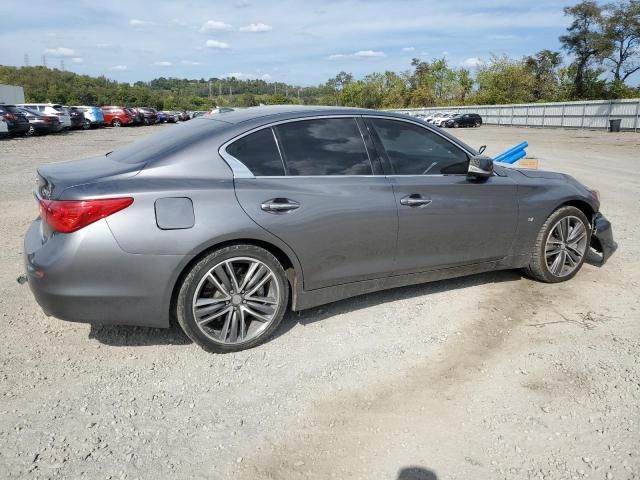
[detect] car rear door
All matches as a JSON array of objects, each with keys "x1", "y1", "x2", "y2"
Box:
[
  {"x1": 365, "y1": 116, "x2": 518, "y2": 273},
  {"x1": 230, "y1": 116, "x2": 398, "y2": 291}
]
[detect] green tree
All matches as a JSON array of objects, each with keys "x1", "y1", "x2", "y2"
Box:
[
  {"x1": 560, "y1": 1, "x2": 611, "y2": 98},
  {"x1": 601, "y1": 0, "x2": 640, "y2": 84},
  {"x1": 525, "y1": 50, "x2": 563, "y2": 101},
  {"x1": 473, "y1": 55, "x2": 536, "y2": 104}
]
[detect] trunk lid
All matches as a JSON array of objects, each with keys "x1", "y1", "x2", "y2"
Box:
[{"x1": 36, "y1": 155, "x2": 145, "y2": 199}]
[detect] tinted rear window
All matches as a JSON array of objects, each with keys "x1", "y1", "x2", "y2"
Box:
[
  {"x1": 274, "y1": 118, "x2": 372, "y2": 176},
  {"x1": 226, "y1": 128, "x2": 285, "y2": 176},
  {"x1": 0, "y1": 105, "x2": 22, "y2": 114}
]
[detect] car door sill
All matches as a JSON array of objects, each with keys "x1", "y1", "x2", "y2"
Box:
[{"x1": 292, "y1": 259, "x2": 500, "y2": 311}]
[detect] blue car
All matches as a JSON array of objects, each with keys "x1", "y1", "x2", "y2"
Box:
[{"x1": 70, "y1": 106, "x2": 105, "y2": 128}]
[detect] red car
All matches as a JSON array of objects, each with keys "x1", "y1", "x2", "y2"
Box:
[{"x1": 101, "y1": 106, "x2": 135, "y2": 127}]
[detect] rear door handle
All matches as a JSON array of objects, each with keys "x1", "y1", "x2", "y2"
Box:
[
  {"x1": 400, "y1": 194, "x2": 432, "y2": 207},
  {"x1": 260, "y1": 198, "x2": 300, "y2": 213}
]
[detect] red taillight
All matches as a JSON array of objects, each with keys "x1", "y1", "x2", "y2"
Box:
[
  {"x1": 39, "y1": 198, "x2": 133, "y2": 233},
  {"x1": 43, "y1": 117, "x2": 52, "y2": 123},
  {"x1": 3, "y1": 113, "x2": 15, "y2": 120}
]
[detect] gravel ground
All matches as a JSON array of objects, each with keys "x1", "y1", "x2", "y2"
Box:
[{"x1": 0, "y1": 124, "x2": 638, "y2": 480}]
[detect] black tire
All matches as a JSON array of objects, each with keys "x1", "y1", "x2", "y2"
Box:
[
  {"x1": 453, "y1": 122, "x2": 459, "y2": 128},
  {"x1": 176, "y1": 244, "x2": 290, "y2": 353},
  {"x1": 25, "y1": 125, "x2": 35, "y2": 136},
  {"x1": 111, "y1": 119, "x2": 121, "y2": 127},
  {"x1": 475, "y1": 121, "x2": 481, "y2": 127},
  {"x1": 82, "y1": 120, "x2": 91, "y2": 130},
  {"x1": 524, "y1": 206, "x2": 591, "y2": 283}
]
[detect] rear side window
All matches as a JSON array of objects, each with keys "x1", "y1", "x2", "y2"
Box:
[
  {"x1": 369, "y1": 118, "x2": 469, "y2": 175},
  {"x1": 226, "y1": 128, "x2": 285, "y2": 176},
  {"x1": 274, "y1": 118, "x2": 372, "y2": 176}
]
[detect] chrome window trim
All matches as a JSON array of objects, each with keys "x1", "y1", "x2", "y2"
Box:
[
  {"x1": 219, "y1": 114, "x2": 376, "y2": 179},
  {"x1": 218, "y1": 113, "x2": 478, "y2": 179}
]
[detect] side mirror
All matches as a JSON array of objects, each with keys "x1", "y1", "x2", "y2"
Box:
[
  {"x1": 468, "y1": 155, "x2": 494, "y2": 178},
  {"x1": 478, "y1": 145, "x2": 487, "y2": 154}
]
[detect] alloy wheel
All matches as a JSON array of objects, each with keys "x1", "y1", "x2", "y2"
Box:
[
  {"x1": 192, "y1": 257, "x2": 281, "y2": 345},
  {"x1": 545, "y1": 215, "x2": 588, "y2": 277}
]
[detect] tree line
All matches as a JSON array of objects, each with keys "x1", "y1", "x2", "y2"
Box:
[{"x1": 1, "y1": 0, "x2": 638, "y2": 110}]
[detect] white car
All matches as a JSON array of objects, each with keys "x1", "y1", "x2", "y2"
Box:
[
  {"x1": 432, "y1": 112, "x2": 455, "y2": 127},
  {"x1": 17, "y1": 103, "x2": 71, "y2": 129},
  {"x1": 0, "y1": 116, "x2": 8, "y2": 137},
  {"x1": 425, "y1": 112, "x2": 443, "y2": 123}
]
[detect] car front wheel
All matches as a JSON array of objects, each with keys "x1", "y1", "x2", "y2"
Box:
[
  {"x1": 176, "y1": 245, "x2": 290, "y2": 353},
  {"x1": 111, "y1": 119, "x2": 121, "y2": 127},
  {"x1": 525, "y1": 206, "x2": 591, "y2": 283}
]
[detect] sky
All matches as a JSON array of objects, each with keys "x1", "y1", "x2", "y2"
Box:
[{"x1": 0, "y1": 0, "x2": 593, "y2": 86}]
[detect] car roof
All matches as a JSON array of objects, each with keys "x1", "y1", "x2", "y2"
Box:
[{"x1": 199, "y1": 105, "x2": 434, "y2": 125}]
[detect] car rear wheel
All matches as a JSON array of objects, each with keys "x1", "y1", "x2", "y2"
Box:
[
  {"x1": 475, "y1": 121, "x2": 481, "y2": 127},
  {"x1": 176, "y1": 245, "x2": 290, "y2": 353},
  {"x1": 25, "y1": 125, "x2": 35, "y2": 136},
  {"x1": 111, "y1": 119, "x2": 121, "y2": 127},
  {"x1": 83, "y1": 120, "x2": 91, "y2": 130},
  {"x1": 453, "y1": 122, "x2": 459, "y2": 128},
  {"x1": 524, "y1": 206, "x2": 590, "y2": 283}
]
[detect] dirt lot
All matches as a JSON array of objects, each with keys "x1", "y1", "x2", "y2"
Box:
[{"x1": 1, "y1": 124, "x2": 639, "y2": 480}]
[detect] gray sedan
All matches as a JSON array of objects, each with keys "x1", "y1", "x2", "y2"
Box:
[{"x1": 23, "y1": 106, "x2": 617, "y2": 352}]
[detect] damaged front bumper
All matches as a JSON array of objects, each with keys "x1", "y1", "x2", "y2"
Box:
[{"x1": 591, "y1": 212, "x2": 618, "y2": 265}]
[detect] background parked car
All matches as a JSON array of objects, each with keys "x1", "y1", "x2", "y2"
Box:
[
  {"x1": 137, "y1": 107, "x2": 158, "y2": 125},
  {"x1": 432, "y1": 112, "x2": 455, "y2": 127},
  {"x1": 0, "y1": 115, "x2": 8, "y2": 138},
  {"x1": 101, "y1": 106, "x2": 135, "y2": 127},
  {"x1": 18, "y1": 107, "x2": 63, "y2": 135},
  {"x1": 161, "y1": 111, "x2": 179, "y2": 123},
  {"x1": 425, "y1": 112, "x2": 444, "y2": 124},
  {"x1": 66, "y1": 107, "x2": 89, "y2": 130},
  {"x1": 17, "y1": 103, "x2": 71, "y2": 129},
  {"x1": 70, "y1": 106, "x2": 105, "y2": 128},
  {"x1": 0, "y1": 104, "x2": 30, "y2": 136},
  {"x1": 178, "y1": 111, "x2": 190, "y2": 121},
  {"x1": 443, "y1": 113, "x2": 483, "y2": 128}
]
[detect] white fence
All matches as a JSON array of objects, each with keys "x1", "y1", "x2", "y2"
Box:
[{"x1": 393, "y1": 98, "x2": 640, "y2": 131}]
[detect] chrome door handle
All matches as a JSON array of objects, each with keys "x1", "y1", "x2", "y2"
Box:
[
  {"x1": 260, "y1": 198, "x2": 300, "y2": 213},
  {"x1": 400, "y1": 195, "x2": 432, "y2": 207}
]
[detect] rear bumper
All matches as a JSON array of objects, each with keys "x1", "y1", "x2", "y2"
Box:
[
  {"x1": 591, "y1": 212, "x2": 617, "y2": 265},
  {"x1": 23, "y1": 218, "x2": 189, "y2": 328}
]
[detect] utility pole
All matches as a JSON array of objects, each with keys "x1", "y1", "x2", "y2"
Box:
[
  {"x1": 60, "y1": 59, "x2": 65, "y2": 71},
  {"x1": 41, "y1": 55, "x2": 47, "y2": 67},
  {"x1": 24, "y1": 53, "x2": 29, "y2": 67}
]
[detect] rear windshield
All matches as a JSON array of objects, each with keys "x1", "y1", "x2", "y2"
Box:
[{"x1": 108, "y1": 118, "x2": 229, "y2": 164}]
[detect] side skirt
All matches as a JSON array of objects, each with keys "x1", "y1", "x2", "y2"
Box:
[{"x1": 292, "y1": 260, "x2": 502, "y2": 311}]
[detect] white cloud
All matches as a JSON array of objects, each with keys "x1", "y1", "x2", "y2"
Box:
[
  {"x1": 201, "y1": 20, "x2": 233, "y2": 32},
  {"x1": 442, "y1": 51, "x2": 449, "y2": 56},
  {"x1": 181, "y1": 60, "x2": 202, "y2": 66},
  {"x1": 463, "y1": 57, "x2": 483, "y2": 67},
  {"x1": 239, "y1": 23, "x2": 272, "y2": 33},
  {"x1": 205, "y1": 39, "x2": 231, "y2": 49},
  {"x1": 226, "y1": 72, "x2": 272, "y2": 80},
  {"x1": 110, "y1": 65, "x2": 128, "y2": 71},
  {"x1": 354, "y1": 50, "x2": 385, "y2": 58},
  {"x1": 70, "y1": 57, "x2": 84, "y2": 64},
  {"x1": 402, "y1": 47, "x2": 415, "y2": 52},
  {"x1": 129, "y1": 19, "x2": 155, "y2": 28},
  {"x1": 329, "y1": 50, "x2": 385, "y2": 60},
  {"x1": 153, "y1": 61, "x2": 173, "y2": 66},
  {"x1": 234, "y1": 0, "x2": 250, "y2": 7},
  {"x1": 43, "y1": 47, "x2": 76, "y2": 57},
  {"x1": 95, "y1": 43, "x2": 114, "y2": 49}
]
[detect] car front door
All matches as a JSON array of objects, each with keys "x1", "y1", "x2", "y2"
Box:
[
  {"x1": 365, "y1": 116, "x2": 518, "y2": 273},
  {"x1": 229, "y1": 117, "x2": 398, "y2": 291}
]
